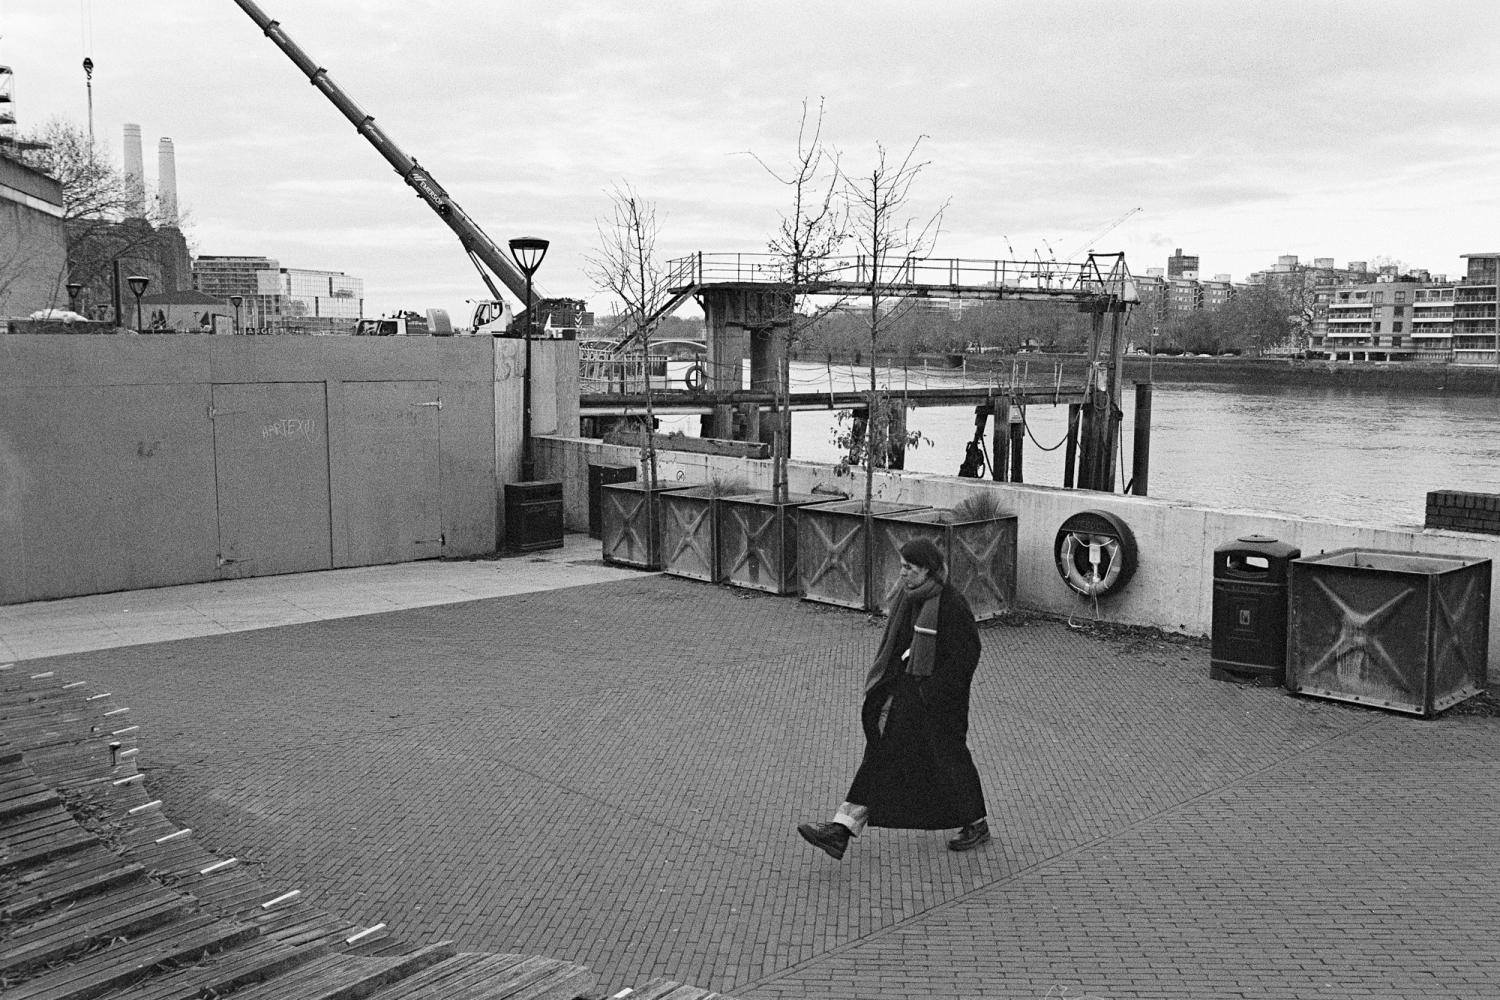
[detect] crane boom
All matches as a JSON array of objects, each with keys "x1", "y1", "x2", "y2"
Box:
[
  {"x1": 1067, "y1": 207, "x2": 1142, "y2": 262},
  {"x1": 230, "y1": 0, "x2": 542, "y2": 307}
]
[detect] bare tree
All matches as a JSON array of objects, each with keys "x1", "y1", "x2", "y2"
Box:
[
  {"x1": 584, "y1": 184, "x2": 667, "y2": 494},
  {"x1": 842, "y1": 137, "x2": 948, "y2": 510},
  {"x1": 12, "y1": 118, "x2": 181, "y2": 319},
  {"x1": 746, "y1": 98, "x2": 849, "y2": 501}
]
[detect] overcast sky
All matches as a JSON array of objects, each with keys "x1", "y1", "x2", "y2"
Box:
[{"x1": 4, "y1": 1, "x2": 1498, "y2": 321}]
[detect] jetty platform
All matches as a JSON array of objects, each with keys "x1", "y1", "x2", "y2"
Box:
[{"x1": 4, "y1": 534, "x2": 1498, "y2": 998}]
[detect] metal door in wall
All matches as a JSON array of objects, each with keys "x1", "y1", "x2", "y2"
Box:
[
  {"x1": 211, "y1": 382, "x2": 333, "y2": 578},
  {"x1": 339, "y1": 381, "x2": 442, "y2": 565}
]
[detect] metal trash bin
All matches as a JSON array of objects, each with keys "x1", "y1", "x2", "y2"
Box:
[
  {"x1": 588, "y1": 463, "x2": 636, "y2": 539},
  {"x1": 1210, "y1": 535, "x2": 1300, "y2": 685},
  {"x1": 505, "y1": 480, "x2": 564, "y2": 553}
]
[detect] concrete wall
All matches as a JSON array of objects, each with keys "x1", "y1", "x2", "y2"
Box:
[
  {"x1": 493, "y1": 336, "x2": 577, "y2": 543},
  {"x1": 0, "y1": 335, "x2": 591, "y2": 603},
  {"x1": 0, "y1": 155, "x2": 67, "y2": 318},
  {"x1": 536, "y1": 435, "x2": 1500, "y2": 660}
]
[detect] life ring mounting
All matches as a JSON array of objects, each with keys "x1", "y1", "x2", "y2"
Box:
[{"x1": 1054, "y1": 510, "x2": 1137, "y2": 598}]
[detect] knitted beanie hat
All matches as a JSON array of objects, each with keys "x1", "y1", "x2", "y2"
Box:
[{"x1": 899, "y1": 538, "x2": 946, "y2": 581}]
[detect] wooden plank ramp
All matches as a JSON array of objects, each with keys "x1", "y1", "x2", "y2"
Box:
[{"x1": 0, "y1": 663, "x2": 752, "y2": 1000}]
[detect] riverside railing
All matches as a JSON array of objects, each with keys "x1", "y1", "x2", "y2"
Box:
[{"x1": 666, "y1": 251, "x2": 1138, "y2": 302}]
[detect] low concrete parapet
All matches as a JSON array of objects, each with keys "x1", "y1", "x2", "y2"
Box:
[{"x1": 538, "y1": 434, "x2": 1500, "y2": 668}]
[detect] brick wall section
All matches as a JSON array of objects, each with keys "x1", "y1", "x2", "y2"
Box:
[{"x1": 1426, "y1": 490, "x2": 1500, "y2": 534}]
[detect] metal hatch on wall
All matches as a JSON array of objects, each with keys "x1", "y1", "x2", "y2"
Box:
[
  {"x1": 337, "y1": 381, "x2": 443, "y2": 566},
  {"x1": 211, "y1": 382, "x2": 334, "y2": 578}
]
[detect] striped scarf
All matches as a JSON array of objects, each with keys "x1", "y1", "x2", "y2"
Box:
[{"x1": 865, "y1": 576, "x2": 944, "y2": 693}]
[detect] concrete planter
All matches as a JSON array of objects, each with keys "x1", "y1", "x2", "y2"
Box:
[
  {"x1": 601, "y1": 481, "x2": 691, "y2": 570},
  {"x1": 871, "y1": 508, "x2": 1018, "y2": 621},
  {"x1": 1288, "y1": 547, "x2": 1491, "y2": 717},
  {"x1": 659, "y1": 486, "x2": 734, "y2": 583},
  {"x1": 797, "y1": 499, "x2": 931, "y2": 610},
  {"x1": 718, "y1": 492, "x2": 839, "y2": 595}
]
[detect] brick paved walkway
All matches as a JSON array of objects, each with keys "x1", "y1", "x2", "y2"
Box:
[{"x1": 31, "y1": 573, "x2": 1500, "y2": 999}]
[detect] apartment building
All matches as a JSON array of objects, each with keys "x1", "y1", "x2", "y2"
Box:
[
  {"x1": 1410, "y1": 285, "x2": 1455, "y2": 360},
  {"x1": 1307, "y1": 252, "x2": 1496, "y2": 364},
  {"x1": 1200, "y1": 274, "x2": 1235, "y2": 311},
  {"x1": 1131, "y1": 257, "x2": 1240, "y2": 340},
  {"x1": 1453, "y1": 253, "x2": 1499, "y2": 365},
  {"x1": 192, "y1": 255, "x2": 364, "y2": 334},
  {"x1": 1312, "y1": 281, "x2": 1421, "y2": 362}
]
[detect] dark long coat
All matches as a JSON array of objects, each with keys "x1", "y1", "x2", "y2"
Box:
[{"x1": 845, "y1": 583, "x2": 987, "y2": 830}]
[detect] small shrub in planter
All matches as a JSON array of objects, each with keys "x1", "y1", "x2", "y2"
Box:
[
  {"x1": 659, "y1": 477, "x2": 752, "y2": 583},
  {"x1": 718, "y1": 490, "x2": 840, "y2": 595}
]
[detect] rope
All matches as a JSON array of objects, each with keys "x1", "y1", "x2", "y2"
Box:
[
  {"x1": 1018, "y1": 403, "x2": 1077, "y2": 452},
  {"x1": 1116, "y1": 409, "x2": 1130, "y2": 493}
]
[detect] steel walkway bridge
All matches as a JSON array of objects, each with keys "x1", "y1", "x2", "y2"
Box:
[{"x1": 603, "y1": 250, "x2": 1139, "y2": 354}]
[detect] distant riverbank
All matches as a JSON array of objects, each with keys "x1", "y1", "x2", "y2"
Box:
[
  {"x1": 861, "y1": 352, "x2": 1500, "y2": 396},
  {"x1": 1116, "y1": 355, "x2": 1500, "y2": 395}
]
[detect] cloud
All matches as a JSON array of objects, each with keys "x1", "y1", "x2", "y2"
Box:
[{"x1": 7, "y1": 0, "x2": 1498, "y2": 315}]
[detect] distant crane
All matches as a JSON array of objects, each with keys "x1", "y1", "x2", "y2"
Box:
[
  {"x1": 1067, "y1": 207, "x2": 1142, "y2": 261},
  {"x1": 1028, "y1": 240, "x2": 1057, "y2": 285}
]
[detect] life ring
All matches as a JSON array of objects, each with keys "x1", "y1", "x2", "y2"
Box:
[
  {"x1": 1054, "y1": 510, "x2": 1137, "y2": 598},
  {"x1": 683, "y1": 363, "x2": 706, "y2": 391}
]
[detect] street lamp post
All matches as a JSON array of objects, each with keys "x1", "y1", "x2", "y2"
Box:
[
  {"x1": 507, "y1": 236, "x2": 549, "y2": 482},
  {"x1": 230, "y1": 295, "x2": 243, "y2": 335},
  {"x1": 126, "y1": 275, "x2": 150, "y2": 335},
  {"x1": 66, "y1": 282, "x2": 83, "y2": 315}
]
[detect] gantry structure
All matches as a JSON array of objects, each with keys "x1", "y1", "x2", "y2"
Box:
[{"x1": 584, "y1": 251, "x2": 1141, "y2": 490}]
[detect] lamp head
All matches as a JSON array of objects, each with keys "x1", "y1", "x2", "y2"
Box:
[
  {"x1": 66, "y1": 282, "x2": 83, "y2": 298},
  {"x1": 508, "y1": 236, "x2": 549, "y2": 276},
  {"x1": 126, "y1": 275, "x2": 150, "y2": 298},
  {"x1": 230, "y1": 295, "x2": 243, "y2": 308}
]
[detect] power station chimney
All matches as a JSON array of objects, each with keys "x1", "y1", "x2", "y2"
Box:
[
  {"x1": 122, "y1": 123, "x2": 146, "y2": 217},
  {"x1": 157, "y1": 136, "x2": 179, "y2": 224}
]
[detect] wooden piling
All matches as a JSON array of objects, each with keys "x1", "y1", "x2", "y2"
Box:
[
  {"x1": 738, "y1": 403, "x2": 760, "y2": 445},
  {"x1": 886, "y1": 400, "x2": 908, "y2": 470},
  {"x1": 991, "y1": 399, "x2": 1010, "y2": 482},
  {"x1": 1063, "y1": 402, "x2": 1080, "y2": 488},
  {"x1": 1008, "y1": 408, "x2": 1025, "y2": 483},
  {"x1": 1131, "y1": 381, "x2": 1152, "y2": 495},
  {"x1": 848, "y1": 406, "x2": 868, "y2": 466}
]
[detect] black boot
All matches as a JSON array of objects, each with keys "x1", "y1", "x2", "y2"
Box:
[
  {"x1": 947, "y1": 819, "x2": 991, "y2": 851},
  {"x1": 798, "y1": 821, "x2": 852, "y2": 860}
]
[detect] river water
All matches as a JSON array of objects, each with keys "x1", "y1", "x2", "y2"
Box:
[{"x1": 666, "y1": 362, "x2": 1500, "y2": 530}]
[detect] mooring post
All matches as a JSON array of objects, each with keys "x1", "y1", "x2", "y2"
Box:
[
  {"x1": 885, "y1": 399, "x2": 908, "y2": 471},
  {"x1": 1008, "y1": 407, "x2": 1025, "y2": 483},
  {"x1": 711, "y1": 404, "x2": 733, "y2": 440},
  {"x1": 1063, "y1": 402, "x2": 1080, "y2": 488},
  {"x1": 846, "y1": 406, "x2": 869, "y2": 467},
  {"x1": 1077, "y1": 300, "x2": 1126, "y2": 491},
  {"x1": 739, "y1": 403, "x2": 761, "y2": 445},
  {"x1": 991, "y1": 399, "x2": 1010, "y2": 481},
  {"x1": 1131, "y1": 381, "x2": 1152, "y2": 495}
]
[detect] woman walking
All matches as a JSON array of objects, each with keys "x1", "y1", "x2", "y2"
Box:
[{"x1": 798, "y1": 537, "x2": 990, "y2": 860}]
